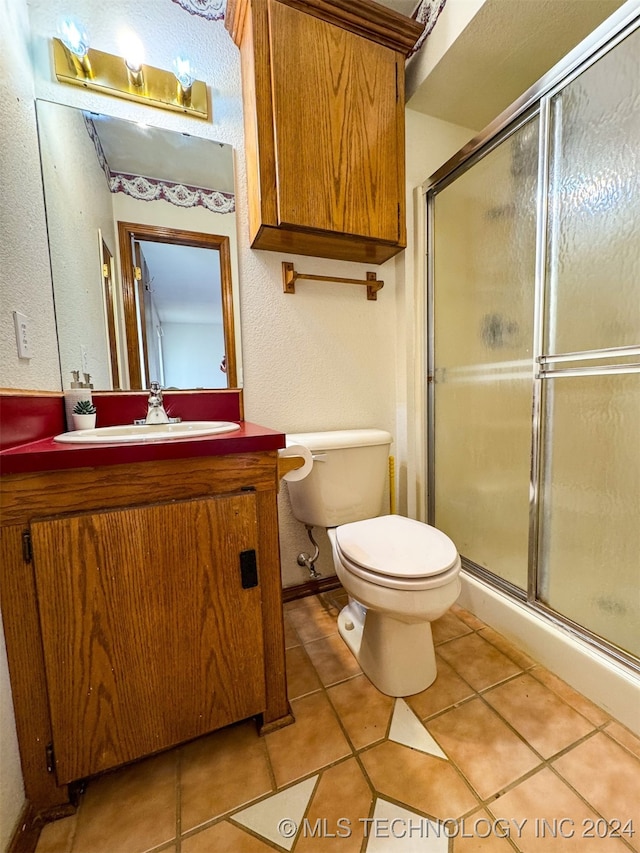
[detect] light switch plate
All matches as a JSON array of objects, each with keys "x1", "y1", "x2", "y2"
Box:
[{"x1": 13, "y1": 311, "x2": 32, "y2": 359}]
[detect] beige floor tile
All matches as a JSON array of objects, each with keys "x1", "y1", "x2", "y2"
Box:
[
  {"x1": 477, "y1": 626, "x2": 536, "y2": 670},
  {"x1": 265, "y1": 691, "x2": 352, "y2": 787},
  {"x1": 71, "y1": 750, "x2": 177, "y2": 853},
  {"x1": 180, "y1": 720, "x2": 273, "y2": 831},
  {"x1": 295, "y1": 758, "x2": 373, "y2": 852},
  {"x1": 428, "y1": 698, "x2": 540, "y2": 800},
  {"x1": 552, "y1": 732, "x2": 640, "y2": 832},
  {"x1": 304, "y1": 634, "x2": 361, "y2": 686},
  {"x1": 286, "y1": 597, "x2": 340, "y2": 644},
  {"x1": 604, "y1": 720, "x2": 640, "y2": 760},
  {"x1": 286, "y1": 645, "x2": 322, "y2": 699},
  {"x1": 484, "y1": 673, "x2": 595, "y2": 758},
  {"x1": 437, "y1": 633, "x2": 522, "y2": 692},
  {"x1": 360, "y1": 740, "x2": 479, "y2": 820},
  {"x1": 452, "y1": 809, "x2": 516, "y2": 852},
  {"x1": 529, "y1": 666, "x2": 610, "y2": 726},
  {"x1": 432, "y1": 609, "x2": 474, "y2": 645},
  {"x1": 181, "y1": 820, "x2": 275, "y2": 852},
  {"x1": 451, "y1": 605, "x2": 486, "y2": 630},
  {"x1": 35, "y1": 814, "x2": 77, "y2": 853},
  {"x1": 327, "y1": 674, "x2": 394, "y2": 750},
  {"x1": 406, "y1": 655, "x2": 475, "y2": 721},
  {"x1": 491, "y1": 767, "x2": 630, "y2": 851},
  {"x1": 284, "y1": 614, "x2": 301, "y2": 649}
]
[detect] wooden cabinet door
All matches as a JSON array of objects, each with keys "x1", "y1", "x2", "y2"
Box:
[
  {"x1": 269, "y1": 1, "x2": 402, "y2": 243},
  {"x1": 32, "y1": 492, "x2": 265, "y2": 784}
]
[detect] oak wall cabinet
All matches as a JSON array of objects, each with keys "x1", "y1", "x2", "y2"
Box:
[
  {"x1": 226, "y1": 0, "x2": 424, "y2": 264},
  {"x1": 0, "y1": 452, "x2": 292, "y2": 819}
]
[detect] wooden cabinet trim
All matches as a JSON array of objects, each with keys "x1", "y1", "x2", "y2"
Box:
[
  {"x1": 227, "y1": 0, "x2": 424, "y2": 55},
  {"x1": 0, "y1": 452, "x2": 278, "y2": 528},
  {"x1": 0, "y1": 526, "x2": 70, "y2": 812}
]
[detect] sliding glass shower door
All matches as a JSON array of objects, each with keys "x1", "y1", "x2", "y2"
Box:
[
  {"x1": 537, "y1": 26, "x2": 640, "y2": 659},
  {"x1": 428, "y1": 16, "x2": 640, "y2": 664},
  {"x1": 430, "y1": 116, "x2": 539, "y2": 592}
]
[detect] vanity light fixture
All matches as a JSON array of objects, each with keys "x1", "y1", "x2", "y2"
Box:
[{"x1": 52, "y1": 30, "x2": 208, "y2": 119}]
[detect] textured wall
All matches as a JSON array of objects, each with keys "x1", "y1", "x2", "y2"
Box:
[{"x1": 0, "y1": 0, "x2": 60, "y2": 391}]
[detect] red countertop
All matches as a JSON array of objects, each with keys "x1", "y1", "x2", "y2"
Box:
[{"x1": 0, "y1": 390, "x2": 286, "y2": 476}]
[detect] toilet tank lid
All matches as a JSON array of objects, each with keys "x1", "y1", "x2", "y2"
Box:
[{"x1": 286, "y1": 429, "x2": 392, "y2": 451}]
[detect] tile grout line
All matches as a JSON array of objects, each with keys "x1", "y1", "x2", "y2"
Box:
[
  {"x1": 431, "y1": 618, "x2": 638, "y2": 851},
  {"x1": 59, "y1": 595, "x2": 634, "y2": 853},
  {"x1": 323, "y1": 598, "x2": 637, "y2": 849}
]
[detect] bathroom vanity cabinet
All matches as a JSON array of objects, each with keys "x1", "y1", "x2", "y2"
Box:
[
  {"x1": 225, "y1": 0, "x2": 423, "y2": 264},
  {"x1": 0, "y1": 450, "x2": 292, "y2": 817}
]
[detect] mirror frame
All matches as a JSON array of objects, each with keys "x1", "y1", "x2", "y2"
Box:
[{"x1": 118, "y1": 221, "x2": 237, "y2": 389}]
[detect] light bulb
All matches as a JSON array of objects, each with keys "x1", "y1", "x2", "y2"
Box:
[
  {"x1": 120, "y1": 32, "x2": 145, "y2": 87},
  {"x1": 173, "y1": 57, "x2": 195, "y2": 90},
  {"x1": 121, "y1": 32, "x2": 144, "y2": 72},
  {"x1": 58, "y1": 19, "x2": 88, "y2": 58}
]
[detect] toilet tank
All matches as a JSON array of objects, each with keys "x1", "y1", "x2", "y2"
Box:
[{"x1": 286, "y1": 429, "x2": 392, "y2": 528}]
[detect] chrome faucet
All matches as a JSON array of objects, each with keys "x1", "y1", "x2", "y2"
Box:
[{"x1": 145, "y1": 381, "x2": 170, "y2": 425}]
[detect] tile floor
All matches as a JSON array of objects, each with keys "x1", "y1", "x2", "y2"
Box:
[{"x1": 35, "y1": 590, "x2": 640, "y2": 853}]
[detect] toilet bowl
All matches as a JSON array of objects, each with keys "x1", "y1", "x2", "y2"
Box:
[
  {"x1": 285, "y1": 429, "x2": 461, "y2": 697},
  {"x1": 328, "y1": 515, "x2": 461, "y2": 696}
]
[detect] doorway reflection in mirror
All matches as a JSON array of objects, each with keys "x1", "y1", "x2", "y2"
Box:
[{"x1": 35, "y1": 99, "x2": 241, "y2": 390}]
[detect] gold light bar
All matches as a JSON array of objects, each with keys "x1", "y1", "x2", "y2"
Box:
[{"x1": 52, "y1": 38, "x2": 208, "y2": 120}]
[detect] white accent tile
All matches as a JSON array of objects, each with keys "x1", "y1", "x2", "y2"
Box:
[
  {"x1": 365, "y1": 798, "x2": 449, "y2": 852},
  {"x1": 232, "y1": 775, "x2": 318, "y2": 850},
  {"x1": 388, "y1": 699, "x2": 447, "y2": 759}
]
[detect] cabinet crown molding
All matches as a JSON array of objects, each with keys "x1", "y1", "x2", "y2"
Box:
[{"x1": 225, "y1": 0, "x2": 425, "y2": 55}]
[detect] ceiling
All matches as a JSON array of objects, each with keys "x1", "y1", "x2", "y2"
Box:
[
  {"x1": 90, "y1": 113, "x2": 234, "y2": 191},
  {"x1": 385, "y1": 0, "x2": 627, "y2": 131},
  {"x1": 377, "y1": 0, "x2": 420, "y2": 14}
]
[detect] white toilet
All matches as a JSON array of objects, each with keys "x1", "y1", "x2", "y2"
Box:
[{"x1": 286, "y1": 429, "x2": 461, "y2": 697}]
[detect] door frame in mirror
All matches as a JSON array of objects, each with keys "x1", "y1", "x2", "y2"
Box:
[{"x1": 118, "y1": 222, "x2": 237, "y2": 389}]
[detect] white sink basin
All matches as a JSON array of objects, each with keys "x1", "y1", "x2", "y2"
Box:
[{"x1": 54, "y1": 421, "x2": 241, "y2": 444}]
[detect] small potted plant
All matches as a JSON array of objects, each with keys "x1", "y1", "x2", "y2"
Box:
[{"x1": 72, "y1": 399, "x2": 97, "y2": 430}]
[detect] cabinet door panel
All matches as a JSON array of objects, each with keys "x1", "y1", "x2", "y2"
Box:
[
  {"x1": 32, "y1": 493, "x2": 265, "y2": 783},
  {"x1": 269, "y1": 1, "x2": 400, "y2": 242}
]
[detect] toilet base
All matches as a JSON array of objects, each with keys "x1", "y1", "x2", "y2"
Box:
[{"x1": 337, "y1": 601, "x2": 437, "y2": 697}]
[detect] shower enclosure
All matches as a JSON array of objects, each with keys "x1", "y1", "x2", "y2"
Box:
[{"x1": 425, "y1": 7, "x2": 639, "y2": 671}]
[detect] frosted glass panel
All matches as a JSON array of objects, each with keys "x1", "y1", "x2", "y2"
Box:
[
  {"x1": 432, "y1": 118, "x2": 538, "y2": 590},
  {"x1": 538, "y1": 374, "x2": 640, "y2": 656},
  {"x1": 546, "y1": 27, "x2": 640, "y2": 354}
]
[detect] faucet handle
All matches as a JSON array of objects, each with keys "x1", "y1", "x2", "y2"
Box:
[{"x1": 148, "y1": 381, "x2": 163, "y2": 407}]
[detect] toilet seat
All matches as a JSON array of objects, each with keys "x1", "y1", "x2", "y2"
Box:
[{"x1": 335, "y1": 515, "x2": 460, "y2": 591}]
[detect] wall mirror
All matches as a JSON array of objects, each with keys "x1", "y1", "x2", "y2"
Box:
[{"x1": 35, "y1": 99, "x2": 242, "y2": 391}]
